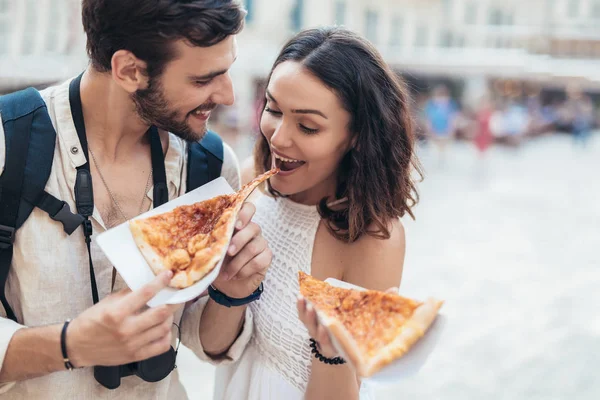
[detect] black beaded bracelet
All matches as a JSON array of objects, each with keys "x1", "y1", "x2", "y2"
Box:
[
  {"x1": 309, "y1": 338, "x2": 346, "y2": 365},
  {"x1": 60, "y1": 320, "x2": 75, "y2": 370}
]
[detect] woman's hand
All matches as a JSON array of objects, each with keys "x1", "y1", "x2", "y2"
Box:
[{"x1": 297, "y1": 295, "x2": 339, "y2": 358}]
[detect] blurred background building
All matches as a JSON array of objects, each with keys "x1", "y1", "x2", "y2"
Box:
[
  {"x1": 2, "y1": 0, "x2": 600, "y2": 148},
  {"x1": 223, "y1": 0, "x2": 600, "y2": 152},
  {"x1": 0, "y1": 0, "x2": 86, "y2": 93}
]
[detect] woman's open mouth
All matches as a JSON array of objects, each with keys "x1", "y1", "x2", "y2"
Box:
[{"x1": 272, "y1": 151, "x2": 306, "y2": 175}]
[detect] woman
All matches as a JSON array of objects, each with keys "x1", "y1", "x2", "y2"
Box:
[{"x1": 215, "y1": 27, "x2": 421, "y2": 400}]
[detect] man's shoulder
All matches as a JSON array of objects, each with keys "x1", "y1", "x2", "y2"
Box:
[
  {"x1": 0, "y1": 80, "x2": 62, "y2": 175},
  {"x1": 38, "y1": 78, "x2": 72, "y2": 104}
]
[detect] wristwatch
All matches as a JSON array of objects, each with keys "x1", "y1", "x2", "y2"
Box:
[{"x1": 208, "y1": 282, "x2": 264, "y2": 308}]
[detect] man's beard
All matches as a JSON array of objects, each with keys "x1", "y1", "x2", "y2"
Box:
[{"x1": 132, "y1": 75, "x2": 215, "y2": 142}]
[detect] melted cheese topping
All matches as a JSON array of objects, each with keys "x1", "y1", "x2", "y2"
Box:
[
  {"x1": 299, "y1": 272, "x2": 421, "y2": 357},
  {"x1": 140, "y1": 194, "x2": 234, "y2": 263}
]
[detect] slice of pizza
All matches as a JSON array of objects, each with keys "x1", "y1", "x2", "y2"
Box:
[
  {"x1": 298, "y1": 271, "x2": 443, "y2": 377},
  {"x1": 129, "y1": 169, "x2": 278, "y2": 289}
]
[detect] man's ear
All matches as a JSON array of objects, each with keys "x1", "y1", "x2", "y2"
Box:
[{"x1": 110, "y1": 50, "x2": 149, "y2": 93}]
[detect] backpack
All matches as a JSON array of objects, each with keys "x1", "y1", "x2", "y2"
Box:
[{"x1": 0, "y1": 86, "x2": 224, "y2": 322}]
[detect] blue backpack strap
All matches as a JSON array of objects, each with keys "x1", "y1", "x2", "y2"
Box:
[
  {"x1": 186, "y1": 130, "x2": 224, "y2": 192},
  {"x1": 0, "y1": 89, "x2": 58, "y2": 229},
  {"x1": 0, "y1": 88, "x2": 83, "y2": 322},
  {"x1": 0, "y1": 88, "x2": 56, "y2": 321}
]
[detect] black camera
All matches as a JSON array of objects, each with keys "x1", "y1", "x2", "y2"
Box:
[{"x1": 94, "y1": 347, "x2": 177, "y2": 389}]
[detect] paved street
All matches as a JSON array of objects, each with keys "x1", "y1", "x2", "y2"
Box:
[{"x1": 179, "y1": 133, "x2": 600, "y2": 400}]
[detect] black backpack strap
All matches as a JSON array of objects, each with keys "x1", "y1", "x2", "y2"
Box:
[
  {"x1": 150, "y1": 127, "x2": 169, "y2": 206},
  {"x1": 186, "y1": 130, "x2": 224, "y2": 192},
  {"x1": 25, "y1": 190, "x2": 84, "y2": 235}
]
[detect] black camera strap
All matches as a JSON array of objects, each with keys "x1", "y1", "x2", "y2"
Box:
[{"x1": 68, "y1": 74, "x2": 168, "y2": 305}]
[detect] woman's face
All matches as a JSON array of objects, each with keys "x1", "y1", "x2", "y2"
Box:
[{"x1": 260, "y1": 61, "x2": 353, "y2": 205}]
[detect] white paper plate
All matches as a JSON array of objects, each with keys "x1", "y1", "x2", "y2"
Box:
[
  {"x1": 96, "y1": 177, "x2": 235, "y2": 307},
  {"x1": 311, "y1": 278, "x2": 447, "y2": 385}
]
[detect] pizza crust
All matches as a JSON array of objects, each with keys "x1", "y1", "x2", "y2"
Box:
[
  {"x1": 129, "y1": 219, "x2": 170, "y2": 276},
  {"x1": 317, "y1": 311, "x2": 365, "y2": 372},
  {"x1": 361, "y1": 297, "x2": 442, "y2": 377}
]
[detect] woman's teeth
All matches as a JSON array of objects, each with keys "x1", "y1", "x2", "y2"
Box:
[
  {"x1": 273, "y1": 153, "x2": 303, "y2": 163},
  {"x1": 273, "y1": 153, "x2": 306, "y2": 173}
]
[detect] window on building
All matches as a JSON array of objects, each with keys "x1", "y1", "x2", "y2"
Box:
[
  {"x1": 45, "y1": 0, "x2": 61, "y2": 52},
  {"x1": 415, "y1": 25, "x2": 428, "y2": 47},
  {"x1": 244, "y1": 0, "x2": 254, "y2": 23},
  {"x1": 0, "y1": 23, "x2": 7, "y2": 54},
  {"x1": 0, "y1": 0, "x2": 11, "y2": 54},
  {"x1": 390, "y1": 16, "x2": 403, "y2": 46},
  {"x1": 464, "y1": 1, "x2": 477, "y2": 24},
  {"x1": 567, "y1": 0, "x2": 580, "y2": 18},
  {"x1": 488, "y1": 8, "x2": 503, "y2": 25},
  {"x1": 365, "y1": 10, "x2": 378, "y2": 43},
  {"x1": 22, "y1": 0, "x2": 38, "y2": 55},
  {"x1": 334, "y1": 0, "x2": 346, "y2": 25},
  {"x1": 439, "y1": 30, "x2": 453, "y2": 47},
  {"x1": 442, "y1": 0, "x2": 453, "y2": 15},
  {"x1": 290, "y1": 0, "x2": 304, "y2": 32},
  {"x1": 591, "y1": 0, "x2": 600, "y2": 18}
]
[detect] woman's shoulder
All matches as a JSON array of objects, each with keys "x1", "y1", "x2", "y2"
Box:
[
  {"x1": 337, "y1": 219, "x2": 405, "y2": 262},
  {"x1": 333, "y1": 218, "x2": 406, "y2": 291}
]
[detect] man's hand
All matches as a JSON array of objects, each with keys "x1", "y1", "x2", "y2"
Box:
[
  {"x1": 68, "y1": 271, "x2": 179, "y2": 368},
  {"x1": 212, "y1": 202, "x2": 272, "y2": 299}
]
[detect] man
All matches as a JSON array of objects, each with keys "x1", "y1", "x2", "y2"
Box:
[
  {"x1": 424, "y1": 84, "x2": 459, "y2": 166},
  {"x1": 0, "y1": 0, "x2": 271, "y2": 398}
]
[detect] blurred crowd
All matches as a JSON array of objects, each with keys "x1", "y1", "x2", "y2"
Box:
[
  {"x1": 209, "y1": 79, "x2": 599, "y2": 163},
  {"x1": 415, "y1": 84, "x2": 598, "y2": 155}
]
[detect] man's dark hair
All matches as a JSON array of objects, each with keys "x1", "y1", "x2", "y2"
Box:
[{"x1": 82, "y1": 0, "x2": 245, "y2": 77}]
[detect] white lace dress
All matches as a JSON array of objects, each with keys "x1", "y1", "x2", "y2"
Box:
[{"x1": 214, "y1": 194, "x2": 375, "y2": 400}]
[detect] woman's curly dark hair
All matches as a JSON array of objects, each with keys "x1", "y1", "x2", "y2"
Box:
[{"x1": 255, "y1": 27, "x2": 423, "y2": 243}]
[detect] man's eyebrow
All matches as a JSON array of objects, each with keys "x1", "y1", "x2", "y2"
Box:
[
  {"x1": 188, "y1": 57, "x2": 237, "y2": 81},
  {"x1": 188, "y1": 70, "x2": 227, "y2": 81}
]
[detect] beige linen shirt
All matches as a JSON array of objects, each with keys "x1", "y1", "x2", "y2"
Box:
[{"x1": 0, "y1": 78, "x2": 252, "y2": 398}]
